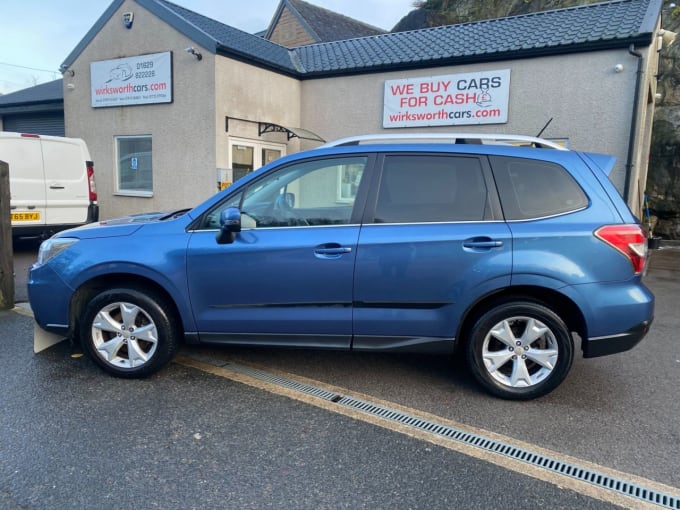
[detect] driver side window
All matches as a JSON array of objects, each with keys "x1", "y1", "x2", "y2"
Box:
[{"x1": 239, "y1": 156, "x2": 368, "y2": 228}]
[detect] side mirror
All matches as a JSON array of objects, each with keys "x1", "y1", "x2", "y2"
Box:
[{"x1": 216, "y1": 207, "x2": 241, "y2": 244}]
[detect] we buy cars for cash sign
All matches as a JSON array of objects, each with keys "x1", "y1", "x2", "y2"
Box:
[{"x1": 383, "y1": 69, "x2": 510, "y2": 128}]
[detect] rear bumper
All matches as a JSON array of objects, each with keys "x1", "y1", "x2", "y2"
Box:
[
  {"x1": 583, "y1": 319, "x2": 653, "y2": 358},
  {"x1": 87, "y1": 203, "x2": 99, "y2": 223}
]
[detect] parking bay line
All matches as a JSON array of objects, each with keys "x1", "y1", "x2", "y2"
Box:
[{"x1": 176, "y1": 352, "x2": 680, "y2": 510}]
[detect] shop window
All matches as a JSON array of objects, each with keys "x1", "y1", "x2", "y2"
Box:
[
  {"x1": 116, "y1": 135, "x2": 153, "y2": 196},
  {"x1": 337, "y1": 163, "x2": 364, "y2": 203}
]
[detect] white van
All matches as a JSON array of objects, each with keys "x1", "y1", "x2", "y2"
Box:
[{"x1": 0, "y1": 132, "x2": 99, "y2": 239}]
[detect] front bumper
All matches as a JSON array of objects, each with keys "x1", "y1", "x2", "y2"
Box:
[{"x1": 27, "y1": 262, "x2": 73, "y2": 336}]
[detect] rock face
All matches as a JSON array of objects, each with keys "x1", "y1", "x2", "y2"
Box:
[
  {"x1": 394, "y1": 1, "x2": 680, "y2": 238},
  {"x1": 647, "y1": 7, "x2": 680, "y2": 239}
]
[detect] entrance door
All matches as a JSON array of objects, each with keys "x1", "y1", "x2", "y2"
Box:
[{"x1": 229, "y1": 138, "x2": 285, "y2": 183}]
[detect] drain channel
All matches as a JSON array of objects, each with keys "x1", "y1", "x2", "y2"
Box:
[
  {"x1": 193, "y1": 357, "x2": 679, "y2": 509},
  {"x1": 336, "y1": 396, "x2": 679, "y2": 510}
]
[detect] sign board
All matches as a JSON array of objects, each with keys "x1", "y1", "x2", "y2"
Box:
[
  {"x1": 91, "y1": 52, "x2": 172, "y2": 108},
  {"x1": 383, "y1": 69, "x2": 510, "y2": 128}
]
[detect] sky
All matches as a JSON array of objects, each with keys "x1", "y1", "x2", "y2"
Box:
[{"x1": 0, "y1": 0, "x2": 417, "y2": 95}]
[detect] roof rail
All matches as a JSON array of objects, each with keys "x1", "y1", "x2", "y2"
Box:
[{"x1": 319, "y1": 133, "x2": 567, "y2": 150}]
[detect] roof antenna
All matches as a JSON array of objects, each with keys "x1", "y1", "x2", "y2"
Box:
[{"x1": 536, "y1": 117, "x2": 553, "y2": 138}]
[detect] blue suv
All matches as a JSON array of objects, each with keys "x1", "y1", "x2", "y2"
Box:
[{"x1": 28, "y1": 134, "x2": 654, "y2": 399}]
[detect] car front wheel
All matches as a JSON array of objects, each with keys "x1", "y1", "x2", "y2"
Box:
[
  {"x1": 80, "y1": 287, "x2": 180, "y2": 378},
  {"x1": 466, "y1": 301, "x2": 574, "y2": 400}
]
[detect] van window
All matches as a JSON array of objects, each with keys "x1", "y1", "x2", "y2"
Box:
[{"x1": 116, "y1": 136, "x2": 152, "y2": 195}]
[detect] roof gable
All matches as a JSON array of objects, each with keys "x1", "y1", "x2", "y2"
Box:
[
  {"x1": 264, "y1": 0, "x2": 386, "y2": 46},
  {"x1": 266, "y1": 3, "x2": 320, "y2": 47}
]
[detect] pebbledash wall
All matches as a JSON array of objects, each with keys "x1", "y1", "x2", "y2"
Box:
[{"x1": 62, "y1": 0, "x2": 662, "y2": 220}]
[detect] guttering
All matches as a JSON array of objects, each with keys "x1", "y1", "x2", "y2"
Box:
[{"x1": 624, "y1": 44, "x2": 643, "y2": 204}]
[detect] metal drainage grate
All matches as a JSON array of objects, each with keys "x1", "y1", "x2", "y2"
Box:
[
  {"x1": 225, "y1": 362, "x2": 342, "y2": 402},
  {"x1": 211, "y1": 360, "x2": 679, "y2": 509},
  {"x1": 337, "y1": 396, "x2": 680, "y2": 510}
]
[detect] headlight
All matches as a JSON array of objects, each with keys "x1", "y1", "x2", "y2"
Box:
[{"x1": 37, "y1": 237, "x2": 79, "y2": 265}]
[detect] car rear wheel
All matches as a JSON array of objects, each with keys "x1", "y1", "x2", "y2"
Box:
[
  {"x1": 80, "y1": 287, "x2": 180, "y2": 378},
  {"x1": 466, "y1": 301, "x2": 573, "y2": 400}
]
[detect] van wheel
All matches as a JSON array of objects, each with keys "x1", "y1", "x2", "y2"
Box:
[
  {"x1": 466, "y1": 301, "x2": 573, "y2": 400},
  {"x1": 80, "y1": 287, "x2": 180, "y2": 378}
]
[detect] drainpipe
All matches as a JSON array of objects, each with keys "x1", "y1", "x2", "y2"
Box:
[{"x1": 624, "y1": 44, "x2": 643, "y2": 207}]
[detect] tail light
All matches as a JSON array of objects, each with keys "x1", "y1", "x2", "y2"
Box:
[
  {"x1": 595, "y1": 224, "x2": 647, "y2": 275},
  {"x1": 86, "y1": 161, "x2": 97, "y2": 202}
]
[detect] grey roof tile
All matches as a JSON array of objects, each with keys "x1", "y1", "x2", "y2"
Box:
[
  {"x1": 49, "y1": 0, "x2": 663, "y2": 89},
  {"x1": 0, "y1": 79, "x2": 63, "y2": 106},
  {"x1": 155, "y1": 0, "x2": 300, "y2": 73},
  {"x1": 292, "y1": 0, "x2": 661, "y2": 76}
]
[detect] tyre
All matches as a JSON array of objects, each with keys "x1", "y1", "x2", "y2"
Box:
[
  {"x1": 466, "y1": 301, "x2": 573, "y2": 400},
  {"x1": 80, "y1": 287, "x2": 180, "y2": 378}
]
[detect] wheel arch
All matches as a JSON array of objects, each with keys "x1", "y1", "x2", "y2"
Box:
[
  {"x1": 456, "y1": 286, "x2": 587, "y2": 352},
  {"x1": 69, "y1": 273, "x2": 185, "y2": 340}
]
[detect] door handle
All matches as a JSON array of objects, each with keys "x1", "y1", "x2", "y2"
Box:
[
  {"x1": 314, "y1": 247, "x2": 352, "y2": 255},
  {"x1": 49, "y1": 184, "x2": 65, "y2": 190},
  {"x1": 463, "y1": 238, "x2": 504, "y2": 249},
  {"x1": 314, "y1": 244, "x2": 352, "y2": 259}
]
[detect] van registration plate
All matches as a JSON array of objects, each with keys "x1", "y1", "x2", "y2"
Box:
[{"x1": 11, "y1": 212, "x2": 41, "y2": 221}]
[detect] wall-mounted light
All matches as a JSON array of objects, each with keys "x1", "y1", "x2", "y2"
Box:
[
  {"x1": 60, "y1": 66, "x2": 75, "y2": 77},
  {"x1": 185, "y1": 47, "x2": 202, "y2": 61},
  {"x1": 66, "y1": 83, "x2": 75, "y2": 90}
]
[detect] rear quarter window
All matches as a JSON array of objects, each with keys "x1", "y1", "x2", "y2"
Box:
[{"x1": 490, "y1": 156, "x2": 588, "y2": 220}]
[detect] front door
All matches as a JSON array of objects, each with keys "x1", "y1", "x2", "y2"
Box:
[{"x1": 187, "y1": 155, "x2": 371, "y2": 348}]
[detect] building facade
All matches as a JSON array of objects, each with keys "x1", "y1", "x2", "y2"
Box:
[{"x1": 11, "y1": 0, "x2": 670, "y2": 220}]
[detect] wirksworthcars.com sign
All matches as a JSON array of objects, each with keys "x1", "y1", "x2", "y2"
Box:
[
  {"x1": 383, "y1": 69, "x2": 510, "y2": 128},
  {"x1": 90, "y1": 52, "x2": 172, "y2": 108}
]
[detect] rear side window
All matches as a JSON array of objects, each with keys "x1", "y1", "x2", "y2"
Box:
[
  {"x1": 373, "y1": 155, "x2": 488, "y2": 223},
  {"x1": 490, "y1": 156, "x2": 588, "y2": 220}
]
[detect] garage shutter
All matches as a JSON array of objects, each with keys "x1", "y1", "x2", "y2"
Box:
[{"x1": 3, "y1": 112, "x2": 65, "y2": 136}]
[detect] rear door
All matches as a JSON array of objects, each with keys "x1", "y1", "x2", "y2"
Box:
[
  {"x1": 2, "y1": 134, "x2": 47, "y2": 228},
  {"x1": 41, "y1": 137, "x2": 91, "y2": 225},
  {"x1": 353, "y1": 152, "x2": 512, "y2": 350}
]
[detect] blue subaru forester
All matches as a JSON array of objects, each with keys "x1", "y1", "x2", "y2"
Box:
[{"x1": 28, "y1": 134, "x2": 654, "y2": 399}]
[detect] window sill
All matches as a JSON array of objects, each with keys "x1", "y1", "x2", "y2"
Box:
[{"x1": 114, "y1": 191, "x2": 154, "y2": 198}]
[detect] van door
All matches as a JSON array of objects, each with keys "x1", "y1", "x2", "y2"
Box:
[
  {"x1": 3, "y1": 134, "x2": 47, "y2": 228},
  {"x1": 41, "y1": 137, "x2": 89, "y2": 225}
]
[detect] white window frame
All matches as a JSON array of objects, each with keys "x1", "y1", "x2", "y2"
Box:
[
  {"x1": 228, "y1": 137, "x2": 286, "y2": 177},
  {"x1": 114, "y1": 134, "x2": 153, "y2": 197}
]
